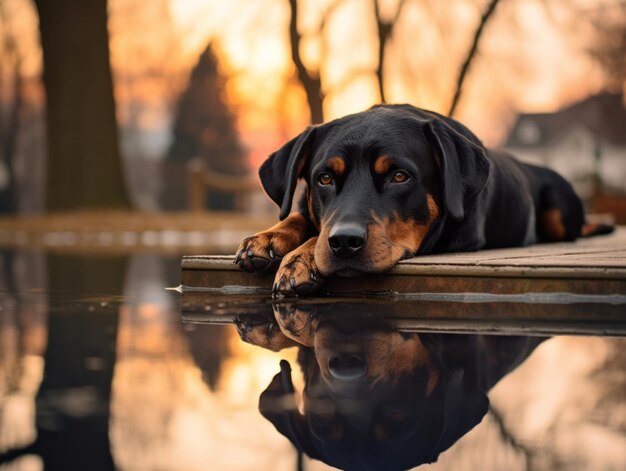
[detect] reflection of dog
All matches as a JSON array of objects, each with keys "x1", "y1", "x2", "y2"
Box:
[
  {"x1": 235, "y1": 105, "x2": 612, "y2": 295},
  {"x1": 236, "y1": 307, "x2": 544, "y2": 470}
]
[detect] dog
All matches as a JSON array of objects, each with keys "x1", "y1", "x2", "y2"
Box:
[
  {"x1": 235, "y1": 104, "x2": 612, "y2": 295},
  {"x1": 235, "y1": 305, "x2": 545, "y2": 470}
]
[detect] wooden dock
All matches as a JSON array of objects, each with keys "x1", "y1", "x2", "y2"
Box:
[
  {"x1": 182, "y1": 228, "x2": 626, "y2": 296},
  {"x1": 181, "y1": 229, "x2": 626, "y2": 336}
]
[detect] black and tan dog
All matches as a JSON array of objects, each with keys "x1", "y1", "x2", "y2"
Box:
[
  {"x1": 235, "y1": 305, "x2": 544, "y2": 470},
  {"x1": 235, "y1": 105, "x2": 612, "y2": 295}
]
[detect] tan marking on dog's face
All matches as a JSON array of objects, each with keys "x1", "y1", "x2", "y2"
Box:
[
  {"x1": 373, "y1": 155, "x2": 392, "y2": 175},
  {"x1": 327, "y1": 157, "x2": 346, "y2": 176},
  {"x1": 306, "y1": 189, "x2": 320, "y2": 231},
  {"x1": 539, "y1": 208, "x2": 566, "y2": 241},
  {"x1": 314, "y1": 194, "x2": 440, "y2": 276}
]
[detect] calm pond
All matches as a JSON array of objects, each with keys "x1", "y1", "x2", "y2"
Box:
[{"x1": 0, "y1": 250, "x2": 625, "y2": 471}]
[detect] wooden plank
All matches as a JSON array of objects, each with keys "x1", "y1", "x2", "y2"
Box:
[{"x1": 181, "y1": 228, "x2": 626, "y2": 295}]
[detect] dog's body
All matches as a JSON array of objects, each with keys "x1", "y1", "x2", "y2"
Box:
[{"x1": 236, "y1": 105, "x2": 611, "y2": 295}]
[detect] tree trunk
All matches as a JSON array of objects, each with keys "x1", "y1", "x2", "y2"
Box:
[{"x1": 34, "y1": 0, "x2": 130, "y2": 211}]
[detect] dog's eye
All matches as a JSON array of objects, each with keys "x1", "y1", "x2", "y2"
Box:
[
  {"x1": 391, "y1": 171, "x2": 409, "y2": 183},
  {"x1": 317, "y1": 173, "x2": 333, "y2": 186}
]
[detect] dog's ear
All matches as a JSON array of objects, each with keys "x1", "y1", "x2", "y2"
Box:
[
  {"x1": 259, "y1": 127, "x2": 316, "y2": 220},
  {"x1": 259, "y1": 360, "x2": 320, "y2": 459},
  {"x1": 433, "y1": 369, "x2": 489, "y2": 458},
  {"x1": 426, "y1": 118, "x2": 491, "y2": 221}
]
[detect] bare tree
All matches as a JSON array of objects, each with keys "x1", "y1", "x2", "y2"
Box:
[{"x1": 448, "y1": 0, "x2": 503, "y2": 117}]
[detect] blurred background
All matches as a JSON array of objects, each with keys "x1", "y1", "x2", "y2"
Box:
[
  {"x1": 0, "y1": 1, "x2": 625, "y2": 470},
  {"x1": 0, "y1": 0, "x2": 624, "y2": 234}
]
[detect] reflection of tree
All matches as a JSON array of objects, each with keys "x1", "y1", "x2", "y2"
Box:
[
  {"x1": 34, "y1": 0, "x2": 130, "y2": 211},
  {"x1": 0, "y1": 251, "x2": 46, "y2": 464},
  {"x1": 35, "y1": 255, "x2": 126, "y2": 470},
  {"x1": 0, "y1": 254, "x2": 126, "y2": 469}
]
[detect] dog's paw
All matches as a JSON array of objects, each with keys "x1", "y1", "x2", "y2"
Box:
[
  {"x1": 234, "y1": 231, "x2": 300, "y2": 273},
  {"x1": 273, "y1": 240, "x2": 323, "y2": 297}
]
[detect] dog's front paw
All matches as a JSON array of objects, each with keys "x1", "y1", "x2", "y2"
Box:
[
  {"x1": 273, "y1": 238, "x2": 323, "y2": 297},
  {"x1": 235, "y1": 231, "x2": 298, "y2": 272}
]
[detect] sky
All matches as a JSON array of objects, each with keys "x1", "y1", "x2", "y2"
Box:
[
  {"x1": 1, "y1": 0, "x2": 622, "y2": 169},
  {"x1": 163, "y1": 0, "x2": 617, "y2": 165}
]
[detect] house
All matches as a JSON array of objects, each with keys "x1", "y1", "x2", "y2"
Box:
[{"x1": 504, "y1": 92, "x2": 626, "y2": 201}]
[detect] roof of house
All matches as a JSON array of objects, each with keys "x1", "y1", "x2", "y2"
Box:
[{"x1": 504, "y1": 92, "x2": 626, "y2": 148}]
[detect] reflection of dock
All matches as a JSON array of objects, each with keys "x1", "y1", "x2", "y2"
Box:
[
  {"x1": 181, "y1": 228, "x2": 626, "y2": 337},
  {"x1": 180, "y1": 290, "x2": 626, "y2": 337}
]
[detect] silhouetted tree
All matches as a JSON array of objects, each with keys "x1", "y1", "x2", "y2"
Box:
[
  {"x1": 163, "y1": 44, "x2": 247, "y2": 210},
  {"x1": 34, "y1": 0, "x2": 130, "y2": 211}
]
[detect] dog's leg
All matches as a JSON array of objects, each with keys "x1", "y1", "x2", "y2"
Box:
[
  {"x1": 536, "y1": 174, "x2": 585, "y2": 242},
  {"x1": 235, "y1": 212, "x2": 311, "y2": 272},
  {"x1": 273, "y1": 237, "x2": 323, "y2": 297}
]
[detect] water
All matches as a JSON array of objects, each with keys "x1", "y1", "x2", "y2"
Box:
[{"x1": 0, "y1": 250, "x2": 625, "y2": 471}]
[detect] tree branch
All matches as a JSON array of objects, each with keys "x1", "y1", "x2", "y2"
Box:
[
  {"x1": 373, "y1": 0, "x2": 408, "y2": 103},
  {"x1": 288, "y1": 0, "x2": 324, "y2": 124},
  {"x1": 448, "y1": 0, "x2": 502, "y2": 117}
]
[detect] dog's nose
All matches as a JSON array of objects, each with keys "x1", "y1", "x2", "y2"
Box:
[
  {"x1": 328, "y1": 223, "x2": 366, "y2": 258},
  {"x1": 328, "y1": 353, "x2": 366, "y2": 380}
]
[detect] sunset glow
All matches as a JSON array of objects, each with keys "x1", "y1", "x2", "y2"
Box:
[{"x1": 3, "y1": 0, "x2": 622, "y2": 165}]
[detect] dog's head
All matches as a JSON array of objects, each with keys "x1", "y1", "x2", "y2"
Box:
[
  {"x1": 259, "y1": 316, "x2": 489, "y2": 470},
  {"x1": 259, "y1": 105, "x2": 490, "y2": 276}
]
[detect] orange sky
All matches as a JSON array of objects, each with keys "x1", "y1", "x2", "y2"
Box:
[
  {"x1": 165, "y1": 0, "x2": 616, "y2": 165},
  {"x1": 2, "y1": 0, "x2": 621, "y2": 168}
]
